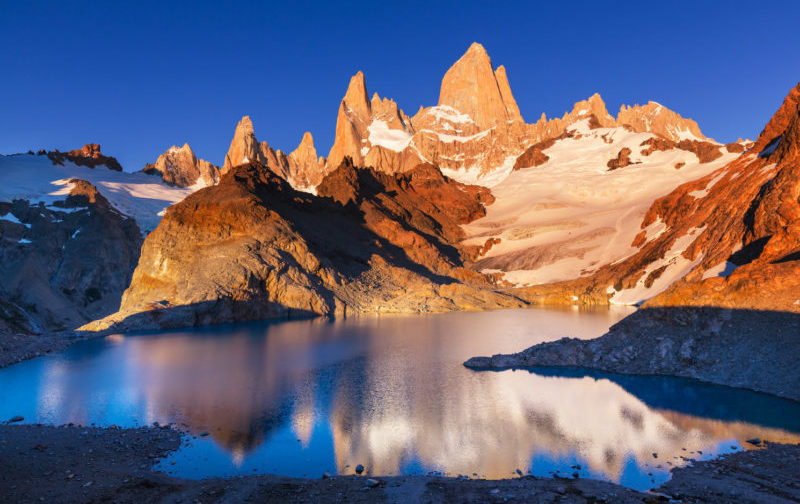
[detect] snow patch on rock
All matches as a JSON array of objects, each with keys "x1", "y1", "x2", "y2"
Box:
[{"x1": 365, "y1": 120, "x2": 413, "y2": 153}]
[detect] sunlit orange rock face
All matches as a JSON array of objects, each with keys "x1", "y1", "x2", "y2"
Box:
[
  {"x1": 317, "y1": 42, "x2": 713, "y2": 187},
  {"x1": 222, "y1": 116, "x2": 326, "y2": 191},
  {"x1": 143, "y1": 143, "x2": 219, "y2": 188},
  {"x1": 86, "y1": 158, "x2": 526, "y2": 331},
  {"x1": 518, "y1": 82, "x2": 800, "y2": 311},
  {"x1": 642, "y1": 82, "x2": 800, "y2": 310},
  {"x1": 437, "y1": 42, "x2": 522, "y2": 129},
  {"x1": 212, "y1": 42, "x2": 717, "y2": 198}
]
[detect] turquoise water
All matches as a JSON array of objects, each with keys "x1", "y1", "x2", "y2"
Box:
[{"x1": 1, "y1": 307, "x2": 799, "y2": 491}]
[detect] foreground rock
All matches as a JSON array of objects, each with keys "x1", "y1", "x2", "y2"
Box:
[
  {"x1": 1, "y1": 424, "x2": 798, "y2": 503},
  {"x1": 85, "y1": 159, "x2": 526, "y2": 332},
  {"x1": 465, "y1": 307, "x2": 800, "y2": 401}
]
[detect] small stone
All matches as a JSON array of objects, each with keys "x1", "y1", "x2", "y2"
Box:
[
  {"x1": 355, "y1": 464, "x2": 365, "y2": 474},
  {"x1": 516, "y1": 469, "x2": 523, "y2": 476},
  {"x1": 322, "y1": 472, "x2": 331, "y2": 479},
  {"x1": 746, "y1": 438, "x2": 762, "y2": 446},
  {"x1": 365, "y1": 478, "x2": 380, "y2": 488},
  {"x1": 489, "y1": 488, "x2": 500, "y2": 495},
  {"x1": 8, "y1": 416, "x2": 24, "y2": 423},
  {"x1": 652, "y1": 452, "x2": 658, "y2": 458},
  {"x1": 83, "y1": 481, "x2": 93, "y2": 487},
  {"x1": 199, "y1": 431, "x2": 210, "y2": 437}
]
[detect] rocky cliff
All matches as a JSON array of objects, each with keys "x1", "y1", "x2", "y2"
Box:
[
  {"x1": 437, "y1": 42, "x2": 523, "y2": 129},
  {"x1": 0, "y1": 179, "x2": 142, "y2": 333},
  {"x1": 86, "y1": 159, "x2": 527, "y2": 332},
  {"x1": 143, "y1": 143, "x2": 219, "y2": 188}
]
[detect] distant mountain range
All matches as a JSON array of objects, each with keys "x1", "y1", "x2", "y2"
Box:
[{"x1": 1, "y1": 42, "x2": 797, "y2": 334}]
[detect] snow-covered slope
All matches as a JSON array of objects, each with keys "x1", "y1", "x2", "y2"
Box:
[
  {"x1": 0, "y1": 154, "x2": 195, "y2": 233},
  {"x1": 462, "y1": 120, "x2": 739, "y2": 290}
]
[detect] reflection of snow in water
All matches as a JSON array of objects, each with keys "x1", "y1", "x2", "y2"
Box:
[
  {"x1": 330, "y1": 369, "x2": 799, "y2": 482},
  {"x1": 2, "y1": 307, "x2": 798, "y2": 490}
]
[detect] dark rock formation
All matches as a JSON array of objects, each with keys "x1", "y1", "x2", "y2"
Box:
[
  {"x1": 47, "y1": 144, "x2": 123, "y2": 171},
  {"x1": 0, "y1": 179, "x2": 142, "y2": 332}
]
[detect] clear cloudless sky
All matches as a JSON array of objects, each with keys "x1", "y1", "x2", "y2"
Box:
[{"x1": 1, "y1": 0, "x2": 799, "y2": 171}]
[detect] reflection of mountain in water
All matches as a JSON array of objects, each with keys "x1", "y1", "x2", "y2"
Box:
[
  {"x1": 27, "y1": 310, "x2": 800, "y2": 482},
  {"x1": 329, "y1": 370, "x2": 800, "y2": 480}
]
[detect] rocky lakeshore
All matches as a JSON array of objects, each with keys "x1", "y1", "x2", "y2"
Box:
[
  {"x1": 1, "y1": 423, "x2": 798, "y2": 503},
  {"x1": 464, "y1": 306, "x2": 800, "y2": 402},
  {"x1": 0, "y1": 332, "x2": 80, "y2": 368}
]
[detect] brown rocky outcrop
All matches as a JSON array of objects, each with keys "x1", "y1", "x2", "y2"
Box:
[
  {"x1": 143, "y1": 143, "x2": 219, "y2": 187},
  {"x1": 0, "y1": 179, "x2": 142, "y2": 332},
  {"x1": 47, "y1": 144, "x2": 123, "y2": 171},
  {"x1": 640, "y1": 137, "x2": 723, "y2": 163},
  {"x1": 607, "y1": 147, "x2": 635, "y2": 170},
  {"x1": 511, "y1": 130, "x2": 576, "y2": 170},
  {"x1": 85, "y1": 160, "x2": 526, "y2": 332},
  {"x1": 512, "y1": 146, "x2": 549, "y2": 170},
  {"x1": 725, "y1": 141, "x2": 746, "y2": 153}
]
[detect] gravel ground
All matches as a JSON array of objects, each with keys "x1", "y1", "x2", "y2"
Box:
[{"x1": 1, "y1": 423, "x2": 798, "y2": 503}]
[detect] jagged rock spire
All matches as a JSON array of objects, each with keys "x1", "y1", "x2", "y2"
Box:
[{"x1": 438, "y1": 42, "x2": 521, "y2": 129}]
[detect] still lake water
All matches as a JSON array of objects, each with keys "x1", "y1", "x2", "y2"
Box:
[{"x1": 2, "y1": 307, "x2": 800, "y2": 490}]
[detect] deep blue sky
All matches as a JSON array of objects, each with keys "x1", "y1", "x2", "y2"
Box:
[{"x1": 2, "y1": 0, "x2": 799, "y2": 171}]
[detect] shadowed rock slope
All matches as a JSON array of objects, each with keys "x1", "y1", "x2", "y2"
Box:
[
  {"x1": 85, "y1": 159, "x2": 527, "y2": 332},
  {"x1": 0, "y1": 180, "x2": 143, "y2": 333}
]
